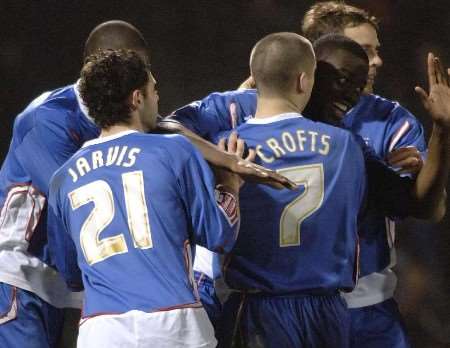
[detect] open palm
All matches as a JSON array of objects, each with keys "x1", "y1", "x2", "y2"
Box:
[{"x1": 415, "y1": 53, "x2": 450, "y2": 128}]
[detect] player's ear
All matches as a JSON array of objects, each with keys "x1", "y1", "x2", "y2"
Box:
[
  {"x1": 296, "y1": 72, "x2": 307, "y2": 94},
  {"x1": 129, "y1": 89, "x2": 142, "y2": 111}
]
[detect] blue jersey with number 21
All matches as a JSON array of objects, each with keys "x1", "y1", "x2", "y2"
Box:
[{"x1": 48, "y1": 131, "x2": 239, "y2": 318}]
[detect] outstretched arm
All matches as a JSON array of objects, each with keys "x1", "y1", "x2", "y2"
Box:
[
  {"x1": 412, "y1": 53, "x2": 450, "y2": 220},
  {"x1": 157, "y1": 119, "x2": 296, "y2": 190}
]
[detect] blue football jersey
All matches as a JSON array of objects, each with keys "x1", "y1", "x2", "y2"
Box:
[
  {"x1": 167, "y1": 89, "x2": 257, "y2": 141},
  {"x1": 0, "y1": 83, "x2": 99, "y2": 308},
  {"x1": 173, "y1": 89, "x2": 424, "y2": 287},
  {"x1": 343, "y1": 94, "x2": 426, "y2": 277},
  {"x1": 48, "y1": 131, "x2": 239, "y2": 317},
  {"x1": 343, "y1": 94, "x2": 426, "y2": 158},
  {"x1": 216, "y1": 113, "x2": 366, "y2": 293}
]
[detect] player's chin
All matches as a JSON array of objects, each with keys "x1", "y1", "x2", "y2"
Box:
[
  {"x1": 330, "y1": 105, "x2": 347, "y2": 121},
  {"x1": 323, "y1": 106, "x2": 345, "y2": 127}
]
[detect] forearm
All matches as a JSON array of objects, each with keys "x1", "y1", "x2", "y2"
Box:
[
  {"x1": 158, "y1": 120, "x2": 296, "y2": 190},
  {"x1": 413, "y1": 124, "x2": 449, "y2": 220},
  {"x1": 157, "y1": 120, "x2": 236, "y2": 169}
]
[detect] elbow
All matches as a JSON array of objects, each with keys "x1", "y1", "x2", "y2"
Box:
[
  {"x1": 429, "y1": 190, "x2": 447, "y2": 222},
  {"x1": 157, "y1": 119, "x2": 184, "y2": 134},
  {"x1": 413, "y1": 189, "x2": 447, "y2": 222}
]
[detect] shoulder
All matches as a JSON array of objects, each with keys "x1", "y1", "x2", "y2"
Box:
[
  {"x1": 302, "y1": 116, "x2": 353, "y2": 140},
  {"x1": 202, "y1": 89, "x2": 257, "y2": 103},
  {"x1": 196, "y1": 88, "x2": 257, "y2": 115},
  {"x1": 311, "y1": 120, "x2": 363, "y2": 155},
  {"x1": 367, "y1": 94, "x2": 419, "y2": 123},
  {"x1": 135, "y1": 133, "x2": 199, "y2": 160},
  {"x1": 14, "y1": 84, "x2": 77, "y2": 138}
]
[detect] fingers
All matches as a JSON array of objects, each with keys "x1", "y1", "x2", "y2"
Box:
[
  {"x1": 267, "y1": 172, "x2": 298, "y2": 190},
  {"x1": 414, "y1": 86, "x2": 430, "y2": 110},
  {"x1": 387, "y1": 147, "x2": 423, "y2": 175},
  {"x1": 259, "y1": 171, "x2": 298, "y2": 190},
  {"x1": 224, "y1": 131, "x2": 247, "y2": 158},
  {"x1": 387, "y1": 147, "x2": 421, "y2": 163},
  {"x1": 245, "y1": 148, "x2": 256, "y2": 162},
  {"x1": 435, "y1": 56, "x2": 449, "y2": 86},
  {"x1": 439, "y1": 58, "x2": 450, "y2": 87},
  {"x1": 429, "y1": 53, "x2": 450, "y2": 87},
  {"x1": 428, "y1": 52, "x2": 437, "y2": 86},
  {"x1": 227, "y1": 132, "x2": 238, "y2": 153},
  {"x1": 218, "y1": 137, "x2": 226, "y2": 151},
  {"x1": 434, "y1": 55, "x2": 444, "y2": 85},
  {"x1": 235, "y1": 138, "x2": 245, "y2": 158},
  {"x1": 236, "y1": 160, "x2": 298, "y2": 190},
  {"x1": 391, "y1": 158, "x2": 422, "y2": 175}
]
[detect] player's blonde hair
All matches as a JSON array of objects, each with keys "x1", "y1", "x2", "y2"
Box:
[{"x1": 302, "y1": 1, "x2": 379, "y2": 41}]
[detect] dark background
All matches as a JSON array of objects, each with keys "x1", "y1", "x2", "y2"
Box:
[{"x1": 1, "y1": 0, "x2": 449, "y2": 346}]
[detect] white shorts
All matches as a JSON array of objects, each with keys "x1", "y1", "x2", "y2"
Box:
[{"x1": 77, "y1": 307, "x2": 217, "y2": 348}]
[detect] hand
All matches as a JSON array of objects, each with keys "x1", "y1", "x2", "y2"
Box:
[
  {"x1": 387, "y1": 146, "x2": 423, "y2": 175},
  {"x1": 218, "y1": 131, "x2": 255, "y2": 161},
  {"x1": 415, "y1": 53, "x2": 450, "y2": 129},
  {"x1": 238, "y1": 76, "x2": 256, "y2": 90},
  {"x1": 214, "y1": 132, "x2": 253, "y2": 192},
  {"x1": 218, "y1": 132, "x2": 298, "y2": 190}
]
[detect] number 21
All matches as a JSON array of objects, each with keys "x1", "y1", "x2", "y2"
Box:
[{"x1": 68, "y1": 170, "x2": 152, "y2": 265}]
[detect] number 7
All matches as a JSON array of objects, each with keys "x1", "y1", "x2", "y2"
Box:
[{"x1": 277, "y1": 164, "x2": 324, "y2": 247}]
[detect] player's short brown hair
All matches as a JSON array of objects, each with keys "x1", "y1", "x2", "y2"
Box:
[
  {"x1": 79, "y1": 49, "x2": 149, "y2": 129},
  {"x1": 250, "y1": 32, "x2": 315, "y2": 96},
  {"x1": 301, "y1": 1, "x2": 379, "y2": 41}
]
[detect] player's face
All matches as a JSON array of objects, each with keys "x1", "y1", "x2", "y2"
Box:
[
  {"x1": 140, "y1": 71, "x2": 159, "y2": 131},
  {"x1": 343, "y1": 23, "x2": 382, "y2": 94},
  {"x1": 314, "y1": 49, "x2": 368, "y2": 125}
]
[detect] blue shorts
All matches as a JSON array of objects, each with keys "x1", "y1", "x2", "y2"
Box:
[
  {"x1": 0, "y1": 283, "x2": 64, "y2": 348},
  {"x1": 218, "y1": 291, "x2": 350, "y2": 348},
  {"x1": 194, "y1": 271, "x2": 222, "y2": 329},
  {"x1": 349, "y1": 298, "x2": 411, "y2": 348}
]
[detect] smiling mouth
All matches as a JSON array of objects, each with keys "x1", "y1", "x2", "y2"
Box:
[{"x1": 333, "y1": 101, "x2": 351, "y2": 113}]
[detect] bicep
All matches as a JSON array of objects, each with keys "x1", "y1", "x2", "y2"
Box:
[
  {"x1": 169, "y1": 97, "x2": 233, "y2": 140},
  {"x1": 178, "y1": 146, "x2": 238, "y2": 252},
  {"x1": 16, "y1": 125, "x2": 73, "y2": 194},
  {"x1": 387, "y1": 112, "x2": 427, "y2": 153}
]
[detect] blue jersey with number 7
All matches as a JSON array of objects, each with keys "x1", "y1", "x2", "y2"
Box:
[{"x1": 216, "y1": 113, "x2": 366, "y2": 293}]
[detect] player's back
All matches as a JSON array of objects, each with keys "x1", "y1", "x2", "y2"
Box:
[
  {"x1": 222, "y1": 113, "x2": 366, "y2": 294},
  {"x1": 0, "y1": 84, "x2": 98, "y2": 308},
  {"x1": 50, "y1": 131, "x2": 232, "y2": 317}
]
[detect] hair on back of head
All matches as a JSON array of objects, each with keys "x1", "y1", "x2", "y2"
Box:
[
  {"x1": 79, "y1": 49, "x2": 149, "y2": 129},
  {"x1": 250, "y1": 32, "x2": 315, "y2": 96},
  {"x1": 302, "y1": 1, "x2": 378, "y2": 41},
  {"x1": 313, "y1": 33, "x2": 368, "y2": 63},
  {"x1": 84, "y1": 20, "x2": 149, "y2": 62}
]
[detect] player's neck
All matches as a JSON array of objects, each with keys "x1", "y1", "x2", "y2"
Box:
[
  {"x1": 100, "y1": 123, "x2": 143, "y2": 138},
  {"x1": 255, "y1": 96, "x2": 307, "y2": 119}
]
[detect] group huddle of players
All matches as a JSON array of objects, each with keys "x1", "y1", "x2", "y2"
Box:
[{"x1": 0, "y1": 2, "x2": 449, "y2": 348}]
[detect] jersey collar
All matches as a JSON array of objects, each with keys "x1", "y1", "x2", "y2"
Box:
[
  {"x1": 246, "y1": 112, "x2": 302, "y2": 124},
  {"x1": 82, "y1": 130, "x2": 138, "y2": 148}
]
